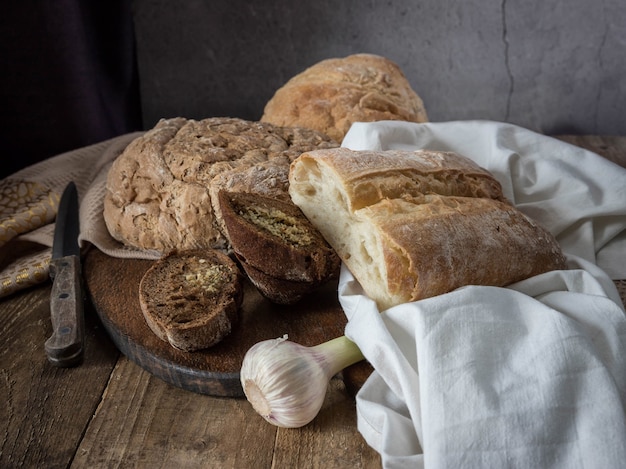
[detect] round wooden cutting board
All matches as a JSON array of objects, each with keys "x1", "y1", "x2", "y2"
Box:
[{"x1": 83, "y1": 248, "x2": 372, "y2": 398}]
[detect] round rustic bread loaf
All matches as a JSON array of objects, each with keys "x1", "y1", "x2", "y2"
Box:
[
  {"x1": 138, "y1": 249, "x2": 243, "y2": 351},
  {"x1": 103, "y1": 117, "x2": 338, "y2": 253},
  {"x1": 261, "y1": 53, "x2": 428, "y2": 142}
]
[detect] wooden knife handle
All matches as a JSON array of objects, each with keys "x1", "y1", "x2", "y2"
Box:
[{"x1": 45, "y1": 255, "x2": 84, "y2": 367}]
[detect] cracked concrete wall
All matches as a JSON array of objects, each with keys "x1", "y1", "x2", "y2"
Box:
[{"x1": 132, "y1": 0, "x2": 626, "y2": 136}]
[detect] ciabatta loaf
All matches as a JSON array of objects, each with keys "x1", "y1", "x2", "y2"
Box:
[
  {"x1": 289, "y1": 148, "x2": 566, "y2": 310},
  {"x1": 139, "y1": 249, "x2": 243, "y2": 351}
]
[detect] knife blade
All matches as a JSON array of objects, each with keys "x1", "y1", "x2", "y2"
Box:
[{"x1": 45, "y1": 181, "x2": 85, "y2": 367}]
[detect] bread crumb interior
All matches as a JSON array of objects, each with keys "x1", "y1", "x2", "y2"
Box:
[{"x1": 239, "y1": 205, "x2": 313, "y2": 246}]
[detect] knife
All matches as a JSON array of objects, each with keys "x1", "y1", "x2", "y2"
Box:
[{"x1": 45, "y1": 181, "x2": 85, "y2": 367}]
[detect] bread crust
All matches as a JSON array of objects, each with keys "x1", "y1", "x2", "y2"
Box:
[
  {"x1": 236, "y1": 260, "x2": 323, "y2": 305},
  {"x1": 261, "y1": 53, "x2": 428, "y2": 142},
  {"x1": 289, "y1": 148, "x2": 567, "y2": 310},
  {"x1": 138, "y1": 249, "x2": 243, "y2": 351},
  {"x1": 372, "y1": 195, "x2": 566, "y2": 303},
  {"x1": 297, "y1": 148, "x2": 506, "y2": 210},
  {"x1": 103, "y1": 117, "x2": 338, "y2": 253}
]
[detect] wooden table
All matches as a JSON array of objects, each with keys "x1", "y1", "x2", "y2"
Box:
[{"x1": 2, "y1": 135, "x2": 625, "y2": 469}]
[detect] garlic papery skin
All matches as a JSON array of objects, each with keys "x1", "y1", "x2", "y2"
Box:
[{"x1": 240, "y1": 335, "x2": 364, "y2": 428}]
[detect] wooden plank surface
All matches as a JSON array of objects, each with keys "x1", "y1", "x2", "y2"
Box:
[
  {"x1": 272, "y1": 378, "x2": 382, "y2": 469},
  {"x1": 1, "y1": 134, "x2": 624, "y2": 469},
  {"x1": 71, "y1": 357, "x2": 278, "y2": 468},
  {"x1": 71, "y1": 357, "x2": 379, "y2": 468},
  {"x1": 1, "y1": 282, "x2": 380, "y2": 468},
  {"x1": 0, "y1": 284, "x2": 119, "y2": 469},
  {"x1": 554, "y1": 134, "x2": 626, "y2": 168}
]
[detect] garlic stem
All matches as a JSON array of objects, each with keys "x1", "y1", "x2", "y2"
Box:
[
  {"x1": 311, "y1": 335, "x2": 365, "y2": 377},
  {"x1": 240, "y1": 335, "x2": 364, "y2": 428}
]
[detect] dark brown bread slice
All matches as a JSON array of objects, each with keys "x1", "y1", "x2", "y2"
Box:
[
  {"x1": 139, "y1": 249, "x2": 243, "y2": 351},
  {"x1": 217, "y1": 190, "x2": 340, "y2": 304},
  {"x1": 217, "y1": 190, "x2": 340, "y2": 283},
  {"x1": 236, "y1": 259, "x2": 322, "y2": 305}
]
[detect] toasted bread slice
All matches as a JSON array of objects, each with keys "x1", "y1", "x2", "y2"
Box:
[
  {"x1": 236, "y1": 259, "x2": 321, "y2": 305},
  {"x1": 218, "y1": 190, "x2": 340, "y2": 283},
  {"x1": 217, "y1": 190, "x2": 340, "y2": 303},
  {"x1": 139, "y1": 249, "x2": 243, "y2": 351}
]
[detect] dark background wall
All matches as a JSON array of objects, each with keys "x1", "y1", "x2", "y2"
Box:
[
  {"x1": 1, "y1": 1, "x2": 141, "y2": 179},
  {"x1": 1, "y1": 0, "x2": 624, "y2": 179},
  {"x1": 132, "y1": 0, "x2": 626, "y2": 136}
]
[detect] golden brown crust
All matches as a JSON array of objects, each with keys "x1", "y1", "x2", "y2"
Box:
[
  {"x1": 371, "y1": 195, "x2": 566, "y2": 303},
  {"x1": 138, "y1": 249, "x2": 243, "y2": 351},
  {"x1": 294, "y1": 147, "x2": 506, "y2": 210},
  {"x1": 261, "y1": 53, "x2": 428, "y2": 142},
  {"x1": 289, "y1": 148, "x2": 567, "y2": 310}
]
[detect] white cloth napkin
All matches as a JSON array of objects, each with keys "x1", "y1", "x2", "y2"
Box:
[{"x1": 338, "y1": 120, "x2": 626, "y2": 468}]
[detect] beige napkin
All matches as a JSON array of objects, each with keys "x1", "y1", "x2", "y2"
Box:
[{"x1": 0, "y1": 131, "x2": 153, "y2": 298}]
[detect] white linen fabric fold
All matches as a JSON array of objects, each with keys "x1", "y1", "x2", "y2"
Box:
[{"x1": 338, "y1": 121, "x2": 626, "y2": 468}]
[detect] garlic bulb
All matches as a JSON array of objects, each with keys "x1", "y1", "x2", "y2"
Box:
[{"x1": 240, "y1": 335, "x2": 364, "y2": 428}]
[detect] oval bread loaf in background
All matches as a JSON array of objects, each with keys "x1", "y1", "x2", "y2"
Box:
[
  {"x1": 261, "y1": 53, "x2": 428, "y2": 142},
  {"x1": 139, "y1": 249, "x2": 243, "y2": 351},
  {"x1": 289, "y1": 147, "x2": 567, "y2": 311}
]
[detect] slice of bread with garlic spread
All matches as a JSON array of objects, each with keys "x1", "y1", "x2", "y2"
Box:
[
  {"x1": 217, "y1": 190, "x2": 340, "y2": 304},
  {"x1": 139, "y1": 249, "x2": 243, "y2": 351}
]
